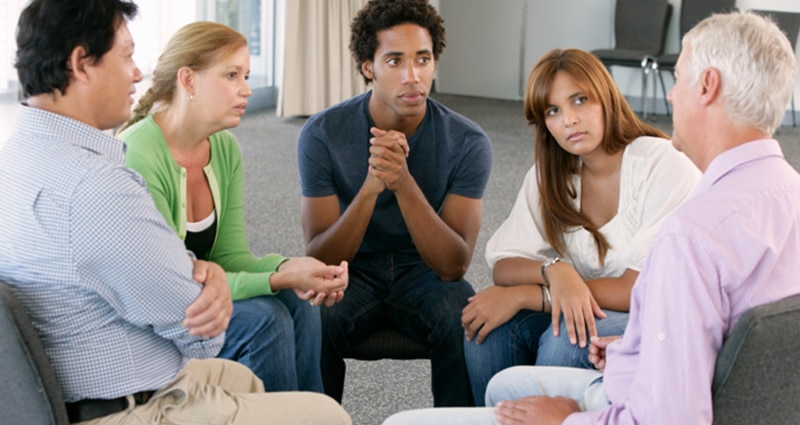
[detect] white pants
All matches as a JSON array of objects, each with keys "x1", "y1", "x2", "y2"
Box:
[{"x1": 383, "y1": 366, "x2": 609, "y2": 425}]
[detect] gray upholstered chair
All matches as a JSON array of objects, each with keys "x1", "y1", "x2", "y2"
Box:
[
  {"x1": 712, "y1": 293, "x2": 800, "y2": 424},
  {"x1": 0, "y1": 280, "x2": 70, "y2": 425}
]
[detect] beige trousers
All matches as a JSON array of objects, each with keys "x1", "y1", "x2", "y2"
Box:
[{"x1": 77, "y1": 358, "x2": 351, "y2": 425}]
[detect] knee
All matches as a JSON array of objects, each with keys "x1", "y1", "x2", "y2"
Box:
[
  {"x1": 234, "y1": 297, "x2": 294, "y2": 336},
  {"x1": 484, "y1": 366, "x2": 536, "y2": 406},
  {"x1": 305, "y1": 392, "x2": 352, "y2": 425}
]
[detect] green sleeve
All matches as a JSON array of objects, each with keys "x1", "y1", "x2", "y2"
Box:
[{"x1": 205, "y1": 132, "x2": 289, "y2": 300}]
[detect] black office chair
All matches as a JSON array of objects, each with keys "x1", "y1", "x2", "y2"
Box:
[
  {"x1": 655, "y1": 0, "x2": 737, "y2": 115},
  {"x1": 591, "y1": 0, "x2": 672, "y2": 118},
  {"x1": 343, "y1": 326, "x2": 428, "y2": 361},
  {"x1": 751, "y1": 10, "x2": 800, "y2": 127}
]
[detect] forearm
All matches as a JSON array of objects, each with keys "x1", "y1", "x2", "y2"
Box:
[
  {"x1": 305, "y1": 189, "x2": 378, "y2": 264},
  {"x1": 585, "y1": 270, "x2": 637, "y2": 312},
  {"x1": 395, "y1": 181, "x2": 472, "y2": 281},
  {"x1": 493, "y1": 257, "x2": 547, "y2": 287}
]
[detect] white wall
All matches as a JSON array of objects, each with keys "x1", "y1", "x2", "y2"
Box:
[{"x1": 437, "y1": 0, "x2": 800, "y2": 117}]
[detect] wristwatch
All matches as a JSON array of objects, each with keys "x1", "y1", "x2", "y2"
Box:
[{"x1": 541, "y1": 256, "x2": 561, "y2": 287}]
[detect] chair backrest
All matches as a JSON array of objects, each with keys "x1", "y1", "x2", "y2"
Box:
[
  {"x1": 0, "y1": 281, "x2": 70, "y2": 425},
  {"x1": 613, "y1": 0, "x2": 671, "y2": 54},
  {"x1": 712, "y1": 293, "x2": 800, "y2": 424},
  {"x1": 753, "y1": 10, "x2": 800, "y2": 49},
  {"x1": 678, "y1": 0, "x2": 737, "y2": 39}
]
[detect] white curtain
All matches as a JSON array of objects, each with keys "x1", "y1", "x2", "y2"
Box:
[{"x1": 277, "y1": 0, "x2": 369, "y2": 117}]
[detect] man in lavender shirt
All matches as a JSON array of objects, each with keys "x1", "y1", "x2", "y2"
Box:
[{"x1": 383, "y1": 10, "x2": 800, "y2": 425}]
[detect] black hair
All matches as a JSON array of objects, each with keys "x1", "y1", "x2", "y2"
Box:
[
  {"x1": 350, "y1": 0, "x2": 445, "y2": 84},
  {"x1": 15, "y1": 0, "x2": 139, "y2": 97}
]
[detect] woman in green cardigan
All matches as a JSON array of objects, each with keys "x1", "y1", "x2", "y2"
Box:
[{"x1": 119, "y1": 21, "x2": 347, "y2": 392}]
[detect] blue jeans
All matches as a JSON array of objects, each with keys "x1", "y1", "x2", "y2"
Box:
[
  {"x1": 320, "y1": 252, "x2": 476, "y2": 407},
  {"x1": 464, "y1": 309, "x2": 628, "y2": 405},
  {"x1": 217, "y1": 290, "x2": 323, "y2": 392}
]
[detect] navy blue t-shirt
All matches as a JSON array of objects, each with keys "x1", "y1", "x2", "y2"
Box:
[{"x1": 297, "y1": 91, "x2": 493, "y2": 256}]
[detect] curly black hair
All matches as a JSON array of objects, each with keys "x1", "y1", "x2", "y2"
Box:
[
  {"x1": 350, "y1": 0, "x2": 446, "y2": 84},
  {"x1": 15, "y1": 0, "x2": 138, "y2": 98}
]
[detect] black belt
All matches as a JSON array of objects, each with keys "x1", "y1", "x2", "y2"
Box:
[{"x1": 66, "y1": 390, "x2": 155, "y2": 423}]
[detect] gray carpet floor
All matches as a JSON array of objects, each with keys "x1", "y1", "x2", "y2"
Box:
[{"x1": 230, "y1": 93, "x2": 800, "y2": 425}]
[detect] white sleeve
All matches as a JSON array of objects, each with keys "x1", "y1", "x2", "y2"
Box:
[{"x1": 485, "y1": 166, "x2": 556, "y2": 268}]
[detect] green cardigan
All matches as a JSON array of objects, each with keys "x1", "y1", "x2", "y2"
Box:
[{"x1": 121, "y1": 115, "x2": 286, "y2": 300}]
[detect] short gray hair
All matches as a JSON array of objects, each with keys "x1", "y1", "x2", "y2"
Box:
[{"x1": 682, "y1": 11, "x2": 797, "y2": 135}]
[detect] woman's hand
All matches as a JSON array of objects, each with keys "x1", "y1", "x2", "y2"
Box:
[
  {"x1": 462, "y1": 285, "x2": 530, "y2": 344},
  {"x1": 272, "y1": 257, "x2": 348, "y2": 306},
  {"x1": 546, "y1": 262, "x2": 606, "y2": 348}
]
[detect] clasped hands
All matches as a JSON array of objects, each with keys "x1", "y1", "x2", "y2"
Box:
[
  {"x1": 275, "y1": 257, "x2": 349, "y2": 307},
  {"x1": 365, "y1": 127, "x2": 411, "y2": 193}
]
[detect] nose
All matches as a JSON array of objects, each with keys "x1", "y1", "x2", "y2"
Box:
[
  {"x1": 133, "y1": 64, "x2": 143, "y2": 84},
  {"x1": 242, "y1": 81, "x2": 252, "y2": 98},
  {"x1": 403, "y1": 63, "x2": 420, "y2": 84},
  {"x1": 563, "y1": 106, "x2": 578, "y2": 127},
  {"x1": 667, "y1": 86, "x2": 674, "y2": 105}
]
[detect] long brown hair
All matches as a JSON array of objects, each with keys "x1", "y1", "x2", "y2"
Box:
[
  {"x1": 119, "y1": 21, "x2": 246, "y2": 132},
  {"x1": 524, "y1": 49, "x2": 667, "y2": 263}
]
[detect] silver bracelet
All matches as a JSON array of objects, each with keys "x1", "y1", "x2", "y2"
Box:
[
  {"x1": 541, "y1": 256, "x2": 561, "y2": 287},
  {"x1": 542, "y1": 284, "x2": 552, "y2": 311}
]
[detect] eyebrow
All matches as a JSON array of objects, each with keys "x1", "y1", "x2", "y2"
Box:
[
  {"x1": 546, "y1": 91, "x2": 585, "y2": 108},
  {"x1": 380, "y1": 49, "x2": 433, "y2": 58}
]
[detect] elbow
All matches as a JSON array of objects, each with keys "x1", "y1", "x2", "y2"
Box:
[{"x1": 436, "y1": 262, "x2": 469, "y2": 282}]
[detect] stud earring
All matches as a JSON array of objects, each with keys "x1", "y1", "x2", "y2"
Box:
[{"x1": 187, "y1": 94, "x2": 194, "y2": 102}]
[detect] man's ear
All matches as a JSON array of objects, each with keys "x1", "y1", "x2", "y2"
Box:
[
  {"x1": 699, "y1": 67, "x2": 721, "y2": 106},
  {"x1": 67, "y1": 45, "x2": 91, "y2": 84},
  {"x1": 361, "y1": 61, "x2": 374, "y2": 80}
]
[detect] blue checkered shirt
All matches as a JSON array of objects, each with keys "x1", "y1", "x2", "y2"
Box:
[{"x1": 0, "y1": 105, "x2": 224, "y2": 402}]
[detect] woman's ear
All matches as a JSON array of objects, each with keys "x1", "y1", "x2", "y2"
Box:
[{"x1": 177, "y1": 66, "x2": 194, "y2": 96}]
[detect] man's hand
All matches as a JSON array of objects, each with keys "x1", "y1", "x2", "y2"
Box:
[
  {"x1": 368, "y1": 127, "x2": 410, "y2": 192},
  {"x1": 184, "y1": 259, "x2": 232, "y2": 338},
  {"x1": 495, "y1": 396, "x2": 579, "y2": 425},
  {"x1": 462, "y1": 286, "x2": 523, "y2": 344},
  {"x1": 588, "y1": 335, "x2": 621, "y2": 372}
]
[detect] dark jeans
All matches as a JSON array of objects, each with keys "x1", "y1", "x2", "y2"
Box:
[
  {"x1": 218, "y1": 290, "x2": 323, "y2": 392},
  {"x1": 320, "y1": 252, "x2": 475, "y2": 407}
]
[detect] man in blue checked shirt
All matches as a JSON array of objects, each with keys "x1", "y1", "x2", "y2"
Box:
[{"x1": 0, "y1": 0, "x2": 350, "y2": 424}]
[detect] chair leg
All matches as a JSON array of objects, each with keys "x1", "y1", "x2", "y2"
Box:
[
  {"x1": 641, "y1": 65, "x2": 648, "y2": 119},
  {"x1": 657, "y1": 68, "x2": 671, "y2": 116}
]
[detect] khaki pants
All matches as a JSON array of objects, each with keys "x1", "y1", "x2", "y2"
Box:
[{"x1": 78, "y1": 358, "x2": 351, "y2": 425}]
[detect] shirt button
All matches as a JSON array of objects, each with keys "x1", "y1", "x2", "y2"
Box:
[{"x1": 658, "y1": 332, "x2": 666, "y2": 340}]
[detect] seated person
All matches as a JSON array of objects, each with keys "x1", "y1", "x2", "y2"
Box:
[
  {"x1": 460, "y1": 48, "x2": 700, "y2": 405},
  {"x1": 119, "y1": 21, "x2": 348, "y2": 392},
  {"x1": 384, "y1": 10, "x2": 800, "y2": 425},
  {"x1": 297, "y1": 0, "x2": 492, "y2": 407},
  {"x1": 0, "y1": 1, "x2": 350, "y2": 424}
]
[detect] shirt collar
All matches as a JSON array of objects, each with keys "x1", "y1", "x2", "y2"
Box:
[
  {"x1": 694, "y1": 139, "x2": 784, "y2": 194},
  {"x1": 16, "y1": 103, "x2": 127, "y2": 163}
]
